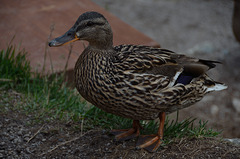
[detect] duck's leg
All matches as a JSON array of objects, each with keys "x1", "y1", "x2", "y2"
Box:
[
  {"x1": 111, "y1": 120, "x2": 141, "y2": 141},
  {"x1": 136, "y1": 112, "x2": 166, "y2": 152}
]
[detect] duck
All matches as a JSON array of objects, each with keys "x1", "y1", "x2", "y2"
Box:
[{"x1": 49, "y1": 11, "x2": 227, "y2": 152}]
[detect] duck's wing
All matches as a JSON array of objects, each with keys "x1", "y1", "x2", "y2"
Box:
[
  {"x1": 114, "y1": 45, "x2": 219, "y2": 86},
  {"x1": 111, "y1": 45, "x2": 226, "y2": 115}
]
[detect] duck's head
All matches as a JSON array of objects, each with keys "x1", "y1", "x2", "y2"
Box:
[{"x1": 49, "y1": 11, "x2": 113, "y2": 49}]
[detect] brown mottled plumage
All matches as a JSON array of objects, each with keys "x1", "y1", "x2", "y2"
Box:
[{"x1": 49, "y1": 11, "x2": 227, "y2": 152}]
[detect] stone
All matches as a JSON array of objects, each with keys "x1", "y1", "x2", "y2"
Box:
[
  {"x1": 211, "y1": 105, "x2": 219, "y2": 115},
  {"x1": 224, "y1": 138, "x2": 240, "y2": 146},
  {"x1": 0, "y1": 142, "x2": 5, "y2": 146},
  {"x1": 232, "y1": 98, "x2": 240, "y2": 113}
]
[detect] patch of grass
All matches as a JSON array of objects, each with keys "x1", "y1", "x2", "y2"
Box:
[
  {"x1": 0, "y1": 44, "x2": 87, "y2": 121},
  {"x1": 0, "y1": 44, "x2": 221, "y2": 143},
  {"x1": 163, "y1": 116, "x2": 221, "y2": 144},
  {"x1": 84, "y1": 106, "x2": 221, "y2": 144},
  {"x1": 0, "y1": 44, "x2": 31, "y2": 89}
]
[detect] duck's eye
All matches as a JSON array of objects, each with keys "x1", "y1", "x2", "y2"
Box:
[
  {"x1": 67, "y1": 32, "x2": 72, "y2": 36},
  {"x1": 86, "y1": 21, "x2": 94, "y2": 27}
]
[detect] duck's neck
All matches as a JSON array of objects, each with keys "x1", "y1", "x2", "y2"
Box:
[
  {"x1": 89, "y1": 41, "x2": 113, "y2": 50},
  {"x1": 88, "y1": 31, "x2": 113, "y2": 50}
]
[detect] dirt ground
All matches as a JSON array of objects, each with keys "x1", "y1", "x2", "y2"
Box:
[
  {"x1": 91, "y1": 0, "x2": 240, "y2": 138},
  {"x1": 1, "y1": 90, "x2": 240, "y2": 158}
]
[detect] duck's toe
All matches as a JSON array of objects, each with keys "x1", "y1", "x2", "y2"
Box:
[
  {"x1": 136, "y1": 134, "x2": 162, "y2": 152},
  {"x1": 111, "y1": 128, "x2": 140, "y2": 141}
]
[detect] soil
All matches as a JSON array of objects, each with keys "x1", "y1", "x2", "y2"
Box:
[{"x1": 1, "y1": 90, "x2": 240, "y2": 159}]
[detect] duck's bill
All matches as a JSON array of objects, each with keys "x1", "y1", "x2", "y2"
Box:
[{"x1": 48, "y1": 29, "x2": 79, "y2": 47}]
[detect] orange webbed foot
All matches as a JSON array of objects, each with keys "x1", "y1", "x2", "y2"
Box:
[
  {"x1": 136, "y1": 134, "x2": 162, "y2": 152},
  {"x1": 136, "y1": 112, "x2": 166, "y2": 152},
  {"x1": 110, "y1": 120, "x2": 141, "y2": 141}
]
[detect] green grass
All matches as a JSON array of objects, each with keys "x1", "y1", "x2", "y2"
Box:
[
  {"x1": 0, "y1": 44, "x2": 31, "y2": 89},
  {"x1": 0, "y1": 44, "x2": 221, "y2": 144}
]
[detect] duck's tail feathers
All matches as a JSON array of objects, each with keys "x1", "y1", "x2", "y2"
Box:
[
  {"x1": 205, "y1": 81, "x2": 227, "y2": 92},
  {"x1": 201, "y1": 74, "x2": 227, "y2": 92},
  {"x1": 199, "y1": 59, "x2": 222, "y2": 69}
]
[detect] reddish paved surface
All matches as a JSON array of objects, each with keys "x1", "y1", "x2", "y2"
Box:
[{"x1": 0, "y1": 0, "x2": 159, "y2": 73}]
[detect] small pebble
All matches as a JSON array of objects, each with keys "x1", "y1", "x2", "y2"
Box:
[
  {"x1": 0, "y1": 142, "x2": 5, "y2": 146},
  {"x1": 13, "y1": 138, "x2": 21, "y2": 144},
  {"x1": 224, "y1": 138, "x2": 240, "y2": 146},
  {"x1": 26, "y1": 147, "x2": 31, "y2": 154},
  {"x1": 17, "y1": 130, "x2": 23, "y2": 136},
  {"x1": 24, "y1": 137, "x2": 30, "y2": 142},
  {"x1": 210, "y1": 105, "x2": 219, "y2": 115},
  {"x1": 9, "y1": 136, "x2": 14, "y2": 141},
  {"x1": 232, "y1": 98, "x2": 240, "y2": 113},
  {"x1": 24, "y1": 134, "x2": 30, "y2": 137}
]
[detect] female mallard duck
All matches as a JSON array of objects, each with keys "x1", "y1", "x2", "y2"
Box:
[{"x1": 49, "y1": 11, "x2": 227, "y2": 152}]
